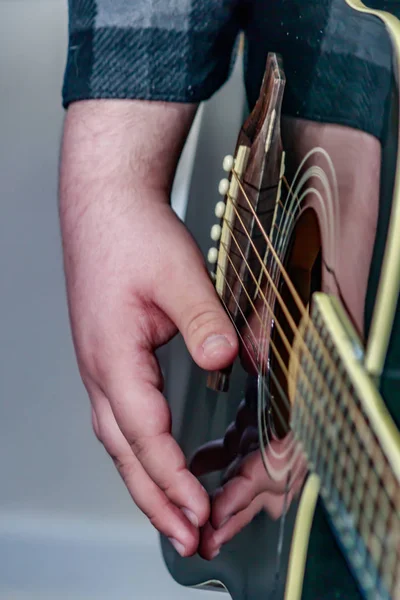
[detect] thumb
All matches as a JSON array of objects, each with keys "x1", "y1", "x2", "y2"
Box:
[{"x1": 155, "y1": 255, "x2": 238, "y2": 371}]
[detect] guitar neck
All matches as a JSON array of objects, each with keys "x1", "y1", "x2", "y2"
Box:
[{"x1": 291, "y1": 293, "x2": 400, "y2": 599}]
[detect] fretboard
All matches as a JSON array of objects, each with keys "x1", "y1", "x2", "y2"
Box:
[{"x1": 291, "y1": 293, "x2": 400, "y2": 600}]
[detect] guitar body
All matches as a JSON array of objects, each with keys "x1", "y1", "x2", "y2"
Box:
[{"x1": 162, "y1": 1, "x2": 400, "y2": 598}]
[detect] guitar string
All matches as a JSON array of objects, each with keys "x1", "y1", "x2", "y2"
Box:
[
  {"x1": 217, "y1": 203, "x2": 386, "y2": 492},
  {"x1": 217, "y1": 235, "x2": 317, "y2": 474},
  {"x1": 219, "y1": 248, "x2": 320, "y2": 479},
  {"x1": 220, "y1": 172, "x2": 353, "y2": 430},
  {"x1": 225, "y1": 174, "x2": 381, "y2": 495},
  {"x1": 231, "y1": 168, "x2": 349, "y2": 391},
  {"x1": 229, "y1": 171, "x2": 332, "y2": 372},
  {"x1": 248, "y1": 182, "x2": 304, "y2": 465},
  {"x1": 216, "y1": 266, "x2": 306, "y2": 485},
  {"x1": 222, "y1": 227, "x2": 305, "y2": 381},
  {"x1": 219, "y1": 230, "x2": 385, "y2": 489},
  {"x1": 233, "y1": 146, "x2": 338, "y2": 402},
  {"x1": 217, "y1": 175, "x2": 333, "y2": 469},
  {"x1": 256, "y1": 168, "x2": 355, "y2": 484},
  {"x1": 216, "y1": 260, "x2": 391, "y2": 560},
  {"x1": 220, "y1": 242, "x2": 293, "y2": 415},
  {"x1": 217, "y1": 258, "x2": 293, "y2": 432},
  {"x1": 219, "y1": 208, "x2": 347, "y2": 430},
  {"x1": 217, "y1": 270, "x2": 302, "y2": 472},
  {"x1": 217, "y1": 199, "x2": 394, "y2": 578},
  {"x1": 222, "y1": 182, "x2": 312, "y2": 364},
  {"x1": 214, "y1": 163, "x2": 393, "y2": 552},
  {"x1": 258, "y1": 173, "x2": 300, "y2": 415},
  {"x1": 219, "y1": 252, "x2": 392, "y2": 562}
]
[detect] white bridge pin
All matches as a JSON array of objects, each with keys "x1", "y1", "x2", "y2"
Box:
[
  {"x1": 207, "y1": 247, "x2": 218, "y2": 264},
  {"x1": 215, "y1": 201, "x2": 226, "y2": 218},
  {"x1": 222, "y1": 154, "x2": 234, "y2": 172},
  {"x1": 210, "y1": 224, "x2": 222, "y2": 241},
  {"x1": 218, "y1": 178, "x2": 230, "y2": 196}
]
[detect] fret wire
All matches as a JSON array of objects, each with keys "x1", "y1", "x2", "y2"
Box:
[
  {"x1": 318, "y1": 423, "x2": 397, "y2": 592},
  {"x1": 296, "y1": 328, "x2": 398, "y2": 571},
  {"x1": 304, "y1": 316, "x2": 393, "y2": 516},
  {"x1": 321, "y1": 364, "x2": 395, "y2": 525},
  {"x1": 320, "y1": 389, "x2": 399, "y2": 589}
]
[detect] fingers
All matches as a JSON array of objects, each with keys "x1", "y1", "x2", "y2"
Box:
[
  {"x1": 199, "y1": 441, "x2": 307, "y2": 559},
  {"x1": 201, "y1": 494, "x2": 279, "y2": 560},
  {"x1": 91, "y1": 390, "x2": 203, "y2": 556},
  {"x1": 90, "y1": 342, "x2": 210, "y2": 525},
  {"x1": 108, "y1": 379, "x2": 209, "y2": 523},
  {"x1": 199, "y1": 491, "x2": 287, "y2": 560},
  {"x1": 212, "y1": 451, "x2": 289, "y2": 529},
  {"x1": 153, "y1": 230, "x2": 238, "y2": 371},
  {"x1": 114, "y1": 454, "x2": 201, "y2": 556},
  {"x1": 200, "y1": 476, "x2": 305, "y2": 561}
]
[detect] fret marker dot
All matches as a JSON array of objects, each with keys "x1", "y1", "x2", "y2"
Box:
[
  {"x1": 207, "y1": 247, "x2": 218, "y2": 264},
  {"x1": 222, "y1": 154, "x2": 234, "y2": 172},
  {"x1": 210, "y1": 224, "x2": 222, "y2": 241},
  {"x1": 215, "y1": 201, "x2": 226, "y2": 218},
  {"x1": 218, "y1": 178, "x2": 230, "y2": 196}
]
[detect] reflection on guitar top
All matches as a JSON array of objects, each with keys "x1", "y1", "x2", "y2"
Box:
[{"x1": 162, "y1": 1, "x2": 400, "y2": 598}]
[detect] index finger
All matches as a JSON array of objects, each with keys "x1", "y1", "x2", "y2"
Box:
[{"x1": 104, "y1": 347, "x2": 210, "y2": 529}]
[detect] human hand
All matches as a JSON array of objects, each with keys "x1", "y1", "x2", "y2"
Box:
[
  {"x1": 190, "y1": 296, "x2": 307, "y2": 560},
  {"x1": 59, "y1": 100, "x2": 238, "y2": 557},
  {"x1": 191, "y1": 396, "x2": 306, "y2": 560}
]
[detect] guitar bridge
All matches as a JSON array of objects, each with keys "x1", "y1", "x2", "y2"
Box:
[{"x1": 206, "y1": 53, "x2": 286, "y2": 392}]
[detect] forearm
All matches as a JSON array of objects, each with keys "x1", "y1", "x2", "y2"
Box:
[{"x1": 60, "y1": 99, "x2": 198, "y2": 216}]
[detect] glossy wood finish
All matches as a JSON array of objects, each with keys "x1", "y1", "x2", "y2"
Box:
[
  {"x1": 208, "y1": 53, "x2": 285, "y2": 392},
  {"x1": 162, "y1": 3, "x2": 400, "y2": 598}
]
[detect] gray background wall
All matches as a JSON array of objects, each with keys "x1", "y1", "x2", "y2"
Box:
[{"x1": 0, "y1": 1, "x2": 244, "y2": 598}]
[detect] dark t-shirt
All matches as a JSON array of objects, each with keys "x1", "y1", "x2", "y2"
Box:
[{"x1": 63, "y1": 0, "x2": 393, "y2": 140}]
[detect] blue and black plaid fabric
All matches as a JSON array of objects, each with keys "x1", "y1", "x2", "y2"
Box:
[
  {"x1": 63, "y1": 0, "x2": 243, "y2": 106},
  {"x1": 63, "y1": 0, "x2": 394, "y2": 140}
]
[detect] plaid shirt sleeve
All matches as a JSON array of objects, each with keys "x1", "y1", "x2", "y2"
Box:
[{"x1": 62, "y1": 0, "x2": 242, "y2": 108}]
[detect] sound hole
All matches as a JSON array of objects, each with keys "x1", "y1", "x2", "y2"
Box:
[{"x1": 270, "y1": 208, "x2": 321, "y2": 437}]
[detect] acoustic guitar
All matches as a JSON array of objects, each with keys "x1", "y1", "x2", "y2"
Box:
[{"x1": 161, "y1": 1, "x2": 400, "y2": 598}]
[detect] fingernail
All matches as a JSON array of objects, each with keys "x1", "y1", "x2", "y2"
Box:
[
  {"x1": 203, "y1": 335, "x2": 232, "y2": 358},
  {"x1": 211, "y1": 548, "x2": 221, "y2": 559},
  {"x1": 168, "y1": 537, "x2": 186, "y2": 557},
  {"x1": 182, "y1": 507, "x2": 199, "y2": 528}
]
